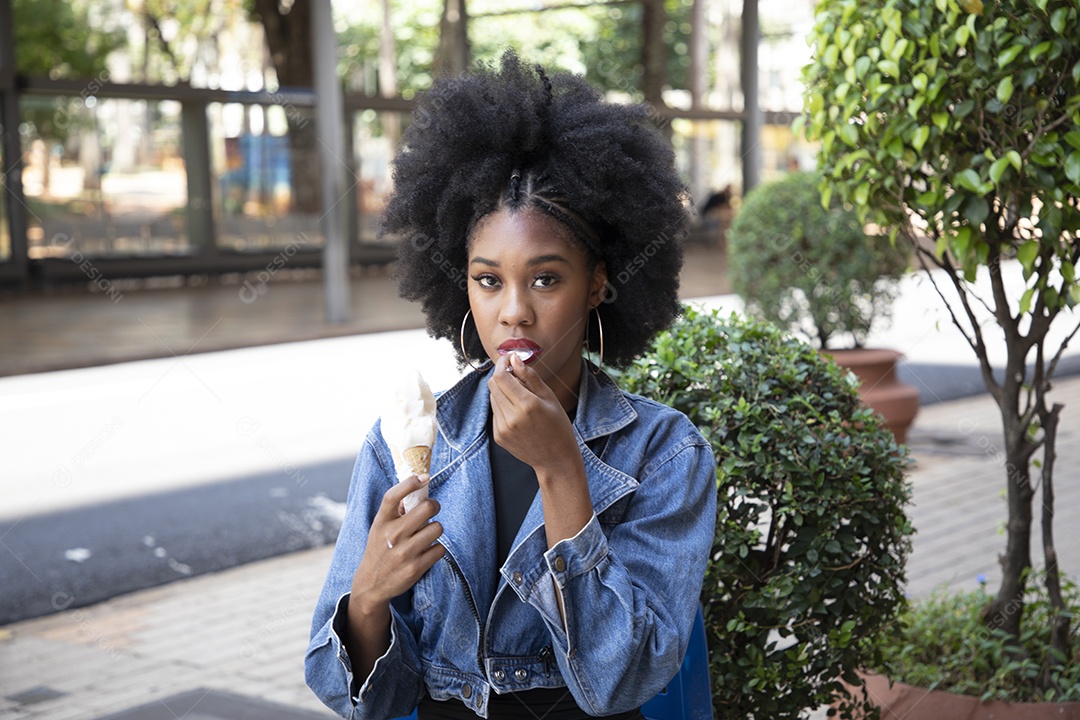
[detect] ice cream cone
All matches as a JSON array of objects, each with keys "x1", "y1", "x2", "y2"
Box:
[{"x1": 403, "y1": 445, "x2": 431, "y2": 476}]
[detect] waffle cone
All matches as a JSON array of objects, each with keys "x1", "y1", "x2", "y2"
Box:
[{"x1": 402, "y1": 446, "x2": 431, "y2": 476}]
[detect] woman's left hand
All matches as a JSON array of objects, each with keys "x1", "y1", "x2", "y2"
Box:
[{"x1": 487, "y1": 352, "x2": 580, "y2": 476}]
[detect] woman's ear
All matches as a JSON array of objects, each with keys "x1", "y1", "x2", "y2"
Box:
[{"x1": 589, "y1": 260, "x2": 609, "y2": 306}]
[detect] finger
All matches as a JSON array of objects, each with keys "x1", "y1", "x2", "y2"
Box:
[
  {"x1": 379, "y1": 473, "x2": 431, "y2": 517},
  {"x1": 386, "y1": 512, "x2": 442, "y2": 557},
  {"x1": 503, "y1": 352, "x2": 559, "y2": 404},
  {"x1": 489, "y1": 356, "x2": 536, "y2": 407}
]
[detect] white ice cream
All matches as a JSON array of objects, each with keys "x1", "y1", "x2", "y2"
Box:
[{"x1": 382, "y1": 368, "x2": 437, "y2": 481}]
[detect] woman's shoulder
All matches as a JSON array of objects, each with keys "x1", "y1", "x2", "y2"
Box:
[{"x1": 616, "y1": 387, "x2": 709, "y2": 447}]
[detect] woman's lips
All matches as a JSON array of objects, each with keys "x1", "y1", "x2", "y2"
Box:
[{"x1": 498, "y1": 339, "x2": 542, "y2": 364}]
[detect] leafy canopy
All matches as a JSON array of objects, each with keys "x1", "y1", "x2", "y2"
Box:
[{"x1": 800, "y1": 0, "x2": 1080, "y2": 311}]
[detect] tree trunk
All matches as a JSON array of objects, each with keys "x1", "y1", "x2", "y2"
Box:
[
  {"x1": 641, "y1": 0, "x2": 668, "y2": 109},
  {"x1": 1038, "y1": 399, "x2": 1069, "y2": 691},
  {"x1": 434, "y1": 0, "x2": 469, "y2": 78},
  {"x1": 253, "y1": 0, "x2": 320, "y2": 215},
  {"x1": 984, "y1": 250, "x2": 1036, "y2": 642}
]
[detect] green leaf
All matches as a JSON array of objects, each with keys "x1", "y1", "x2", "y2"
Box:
[
  {"x1": 1020, "y1": 287, "x2": 1035, "y2": 314},
  {"x1": 997, "y1": 44, "x2": 1024, "y2": 68},
  {"x1": 1067, "y1": 153, "x2": 1080, "y2": 185},
  {"x1": 932, "y1": 112, "x2": 949, "y2": 131},
  {"x1": 854, "y1": 182, "x2": 870, "y2": 206},
  {"x1": 1045, "y1": 287, "x2": 1060, "y2": 310},
  {"x1": 1007, "y1": 150, "x2": 1022, "y2": 171},
  {"x1": 954, "y1": 226, "x2": 973, "y2": 255},
  {"x1": 878, "y1": 59, "x2": 900, "y2": 79},
  {"x1": 1066, "y1": 132, "x2": 1080, "y2": 152},
  {"x1": 1051, "y1": 7, "x2": 1068, "y2": 34},
  {"x1": 996, "y1": 75, "x2": 1014, "y2": 104},
  {"x1": 955, "y1": 25, "x2": 970, "y2": 48},
  {"x1": 838, "y1": 122, "x2": 859, "y2": 147},
  {"x1": 1016, "y1": 240, "x2": 1039, "y2": 273},
  {"x1": 956, "y1": 168, "x2": 983, "y2": 192},
  {"x1": 912, "y1": 125, "x2": 930, "y2": 153},
  {"x1": 965, "y1": 196, "x2": 989, "y2": 225},
  {"x1": 1063, "y1": 261, "x2": 1075, "y2": 285},
  {"x1": 854, "y1": 55, "x2": 871, "y2": 79},
  {"x1": 1029, "y1": 41, "x2": 1052, "y2": 62},
  {"x1": 989, "y1": 156, "x2": 1010, "y2": 184},
  {"x1": 912, "y1": 72, "x2": 928, "y2": 92}
]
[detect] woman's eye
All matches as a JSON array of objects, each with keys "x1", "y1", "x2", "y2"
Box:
[
  {"x1": 471, "y1": 274, "x2": 499, "y2": 288},
  {"x1": 533, "y1": 273, "x2": 559, "y2": 288}
]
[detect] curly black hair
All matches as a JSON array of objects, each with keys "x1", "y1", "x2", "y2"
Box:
[{"x1": 386, "y1": 50, "x2": 689, "y2": 369}]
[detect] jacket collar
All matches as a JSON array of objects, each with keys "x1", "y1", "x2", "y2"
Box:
[{"x1": 435, "y1": 359, "x2": 638, "y2": 451}]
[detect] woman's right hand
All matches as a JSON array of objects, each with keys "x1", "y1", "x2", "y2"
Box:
[{"x1": 349, "y1": 473, "x2": 445, "y2": 612}]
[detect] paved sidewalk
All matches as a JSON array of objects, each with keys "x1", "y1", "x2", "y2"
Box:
[{"x1": 4, "y1": 376, "x2": 1080, "y2": 720}]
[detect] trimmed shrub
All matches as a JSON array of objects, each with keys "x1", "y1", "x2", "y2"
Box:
[
  {"x1": 615, "y1": 307, "x2": 913, "y2": 719},
  {"x1": 727, "y1": 171, "x2": 907, "y2": 349}
]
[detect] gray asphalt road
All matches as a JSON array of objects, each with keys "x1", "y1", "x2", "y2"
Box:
[{"x1": 0, "y1": 457, "x2": 355, "y2": 625}]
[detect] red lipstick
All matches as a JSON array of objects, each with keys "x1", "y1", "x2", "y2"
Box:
[{"x1": 498, "y1": 338, "x2": 542, "y2": 364}]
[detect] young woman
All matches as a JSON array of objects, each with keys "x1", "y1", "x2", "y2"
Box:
[{"x1": 306, "y1": 51, "x2": 717, "y2": 720}]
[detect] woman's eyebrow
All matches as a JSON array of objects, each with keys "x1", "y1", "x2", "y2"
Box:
[
  {"x1": 527, "y1": 254, "x2": 571, "y2": 267},
  {"x1": 468, "y1": 254, "x2": 571, "y2": 267}
]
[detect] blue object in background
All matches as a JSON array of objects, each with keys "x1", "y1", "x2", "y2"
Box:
[{"x1": 392, "y1": 606, "x2": 712, "y2": 720}]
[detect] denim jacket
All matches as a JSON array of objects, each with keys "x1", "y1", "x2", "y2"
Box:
[{"x1": 305, "y1": 361, "x2": 717, "y2": 719}]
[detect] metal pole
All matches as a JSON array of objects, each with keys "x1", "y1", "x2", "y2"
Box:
[
  {"x1": 311, "y1": 0, "x2": 350, "y2": 323},
  {"x1": 740, "y1": 0, "x2": 762, "y2": 194},
  {"x1": 688, "y1": 0, "x2": 708, "y2": 206},
  {"x1": 0, "y1": 0, "x2": 29, "y2": 283}
]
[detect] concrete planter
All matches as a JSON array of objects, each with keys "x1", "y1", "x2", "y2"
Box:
[{"x1": 848, "y1": 671, "x2": 1080, "y2": 720}]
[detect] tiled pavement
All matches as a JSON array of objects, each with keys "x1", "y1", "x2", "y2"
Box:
[{"x1": 5, "y1": 374, "x2": 1080, "y2": 720}]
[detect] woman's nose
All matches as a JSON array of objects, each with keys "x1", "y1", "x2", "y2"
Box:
[{"x1": 498, "y1": 285, "x2": 533, "y2": 325}]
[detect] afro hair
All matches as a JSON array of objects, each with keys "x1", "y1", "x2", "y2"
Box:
[{"x1": 386, "y1": 50, "x2": 690, "y2": 369}]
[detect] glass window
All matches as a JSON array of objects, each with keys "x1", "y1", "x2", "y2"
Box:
[
  {"x1": 20, "y1": 96, "x2": 188, "y2": 259},
  {"x1": 353, "y1": 109, "x2": 409, "y2": 245},
  {"x1": 208, "y1": 102, "x2": 324, "y2": 252}
]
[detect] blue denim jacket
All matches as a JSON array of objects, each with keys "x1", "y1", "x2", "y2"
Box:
[{"x1": 305, "y1": 362, "x2": 717, "y2": 719}]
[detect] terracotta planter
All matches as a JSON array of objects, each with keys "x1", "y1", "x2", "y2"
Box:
[
  {"x1": 843, "y1": 671, "x2": 1080, "y2": 719},
  {"x1": 823, "y1": 348, "x2": 920, "y2": 444}
]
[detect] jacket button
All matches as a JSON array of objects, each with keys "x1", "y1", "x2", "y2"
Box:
[
  {"x1": 493, "y1": 669, "x2": 505, "y2": 682},
  {"x1": 462, "y1": 683, "x2": 472, "y2": 700},
  {"x1": 515, "y1": 668, "x2": 528, "y2": 681},
  {"x1": 554, "y1": 556, "x2": 566, "y2": 572},
  {"x1": 512, "y1": 571, "x2": 523, "y2": 585}
]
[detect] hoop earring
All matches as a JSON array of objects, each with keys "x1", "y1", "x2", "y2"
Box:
[
  {"x1": 460, "y1": 310, "x2": 482, "y2": 371},
  {"x1": 585, "y1": 307, "x2": 604, "y2": 374}
]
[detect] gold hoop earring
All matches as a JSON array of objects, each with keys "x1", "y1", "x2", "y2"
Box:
[
  {"x1": 460, "y1": 310, "x2": 482, "y2": 371},
  {"x1": 585, "y1": 307, "x2": 604, "y2": 374}
]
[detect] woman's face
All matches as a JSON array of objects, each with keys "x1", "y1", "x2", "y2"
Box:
[{"x1": 467, "y1": 207, "x2": 607, "y2": 407}]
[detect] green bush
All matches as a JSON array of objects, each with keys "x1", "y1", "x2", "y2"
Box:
[
  {"x1": 872, "y1": 572, "x2": 1080, "y2": 702},
  {"x1": 727, "y1": 171, "x2": 908, "y2": 349},
  {"x1": 614, "y1": 308, "x2": 914, "y2": 719}
]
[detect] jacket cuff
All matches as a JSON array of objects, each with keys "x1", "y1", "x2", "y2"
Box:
[
  {"x1": 543, "y1": 512, "x2": 606, "y2": 588},
  {"x1": 327, "y1": 592, "x2": 420, "y2": 706}
]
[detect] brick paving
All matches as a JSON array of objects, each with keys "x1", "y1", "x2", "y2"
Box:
[{"x1": 4, "y1": 375, "x2": 1080, "y2": 720}]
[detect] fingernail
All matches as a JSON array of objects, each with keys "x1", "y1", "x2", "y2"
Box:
[{"x1": 418, "y1": 472, "x2": 431, "y2": 484}]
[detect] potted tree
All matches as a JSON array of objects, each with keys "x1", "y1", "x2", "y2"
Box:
[
  {"x1": 726, "y1": 170, "x2": 919, "y2": 443},
  {"x1": 802, "y1": 0, "x2": 1080, "y2": 712},
  {"x1": 616, "y1": 308, "x2": 913, "y2": 720}
]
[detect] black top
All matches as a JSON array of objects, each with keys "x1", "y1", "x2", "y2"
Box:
[
  {"x1": 418, "y1": 687, "x2": 645, "y2": 719},
  {"x1": 488, "y1": 415, "x2": 540, "y2": 570},
  {"x1": 416, "y1": 409, "x2": 642, "y2": 719}
]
